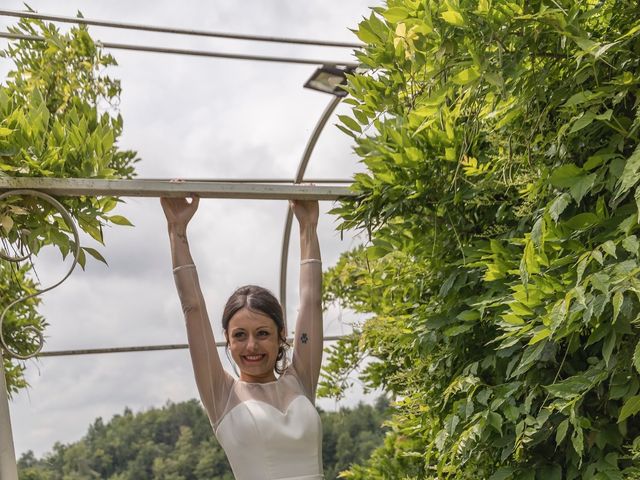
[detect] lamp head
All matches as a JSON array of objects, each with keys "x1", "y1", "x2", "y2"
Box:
[{"x1": 304, "y1": 65, "x2": 355, "y2": 97}]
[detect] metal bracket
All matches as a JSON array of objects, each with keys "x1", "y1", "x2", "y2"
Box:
[{"x1": 0, "y1": 190, "x2": 80, "y2": 360}]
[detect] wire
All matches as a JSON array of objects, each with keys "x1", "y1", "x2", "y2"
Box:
[
  {"x1": 0, "y1": 9, "x2": 362, "y2": 49},
  {"x1": 0, "y1": 32, "x2": 358, "y2": 67}
]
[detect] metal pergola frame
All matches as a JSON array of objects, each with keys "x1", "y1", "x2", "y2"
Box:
[
  {"x1": 0, "y1": 8, "x2": 362, "y2": 48},
  {"x1": 0, "y1": 9, "x2": 359, "y2": 479},
  {"x1": 0, "y1": 178, "x2": 354, "y2": 200}
]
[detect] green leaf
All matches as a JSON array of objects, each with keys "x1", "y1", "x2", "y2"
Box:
[
  {"x1": 531, "y1": 217, "x2": 545, "y2": 248},
  {"x1": 456, "y1": 310, "x2": 480, "y2": 321},
  {"x1": 556, "y1": 419, "x2": 569, "y2": 445},
  {"x1": 564, "y1": 213, "x2": 599, "y2": 231},
  {"x1": 452, "y1": 67, "x2": 480, "y2": 85},
  {"x1": 550, "y1": 164, "x2": 584, "y2": 188},
  {"x1": 633, "y1": 340, "x2": 640, "y2": 374},
  {"x1": 511, "y1": 341, "x2": 546, "y2": 377},
  {"x1": 622, "y1": 235, "x2": 639, "y2": 255},
  {"x1": 602, "y1": 240, "x2": 617, "y2": 258},
  {"x1": 82, "y1": 246, "x2": 108, "y2": 265},
  {"x1": 569, "y1": 112, "x2": 595, "y2": 134},
  {"x1": 603, "y1": 331, "x2": 616, "y2": 366},
  {"x1": 338, "y1": 115, "x2": 362, "y2": 133},
  {"x1": 108, "y1": 215, "x2": 134, "y2": 227},
  {"x1": 487, "y1": 411, "x2": 503, "y2": 434},
  {"x1": 444, "y1": 323, "x2": 473, "y2": 336},
  {"x1": 529, "y1": 328, "x2": 551, "y2": 345},
  {"x1": 545, "y1": 376, "x2": 592, "y2": 400},
  {"x1": 0, "y1": 127, "x2": 13, "y2": 136},
  {"x1": 488, "y1": 467, "x2": 513, "y2": 480},
  {"x1": 618, "y1": 395, "x2": 640, "y2": 423},
  {"x1": 615, "y1": 144, "x2": 640, "y2": 200},
  {"x1": 549, "y1": 193, "x2": 571, "y2": 222},
  {"x1": 382, "y1": 7, "x2": 410, "y2": 23},
  {"x1": 441, "y1": 10, "x2": 465, "y2": 26},
  {"x1": 564, "y1": 90, "x2": 594, "y2": 108},
  {"x1": 1, "y1": 215, "x2": 14, "y2": 233},
  {"x1": 571, "y1": 426, "x2": 584, "y2": 457},
  {"x1": 355, "y1": 20, "x2": 382, "y2": 44},
  {"x1": 612, "y1": 291, "x2": 623, "y2": 323},
  {"x1": 569, "y1": 173, "x2": 597, "y2": 203}
]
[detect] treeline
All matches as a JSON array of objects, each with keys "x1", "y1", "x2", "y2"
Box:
[{"x1": 17, "y1": 397, "x2": 389, "y2": 480}]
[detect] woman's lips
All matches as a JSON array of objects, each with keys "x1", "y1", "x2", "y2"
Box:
[{"x1": 242, "y1": 354, "x2": 266, "y2": 363}]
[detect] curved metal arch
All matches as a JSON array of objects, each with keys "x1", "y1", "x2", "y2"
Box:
[
  {"x1": 0, "y1": 189, "x2": 80, "y2": 360},
  {"x1": 279, "y1": 95, "x2": 342, "y2": 325}
]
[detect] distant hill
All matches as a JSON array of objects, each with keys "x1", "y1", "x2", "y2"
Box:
[{"x1": 18, "y1": 397, "x2": 389, "y2": 480}]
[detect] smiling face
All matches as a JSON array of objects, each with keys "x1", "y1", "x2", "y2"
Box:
[{"x1": 226, "y1": 307, "x2": 283, "y2": 383}]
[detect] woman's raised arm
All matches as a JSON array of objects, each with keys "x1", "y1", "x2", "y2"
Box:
[
  {"x1": 289, "y1": 200, "x2": 323, "y2": 401},
  {"x1": 161, "y1": 197, "x2": 232, "y2": 423}
]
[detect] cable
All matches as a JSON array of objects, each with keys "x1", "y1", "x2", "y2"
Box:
[
  {"x1": 0, "y1": 9, "x2": 362, "y2": 49},
  {"x1": 0, "y1": 32, "x2": 358, "y2": 67}
]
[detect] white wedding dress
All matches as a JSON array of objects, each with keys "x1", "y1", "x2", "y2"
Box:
[
  {"x1": 172, "y1": 264, "x2": 324, "y2": 480},
  {"x1": 214, "y1": 371, "x2": 323, "y2": 479}
]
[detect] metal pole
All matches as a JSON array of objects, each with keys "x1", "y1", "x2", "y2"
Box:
[
  {"x1": 0, "y1": 178, "x2": 354, "y2": 200},
  {"x1": 37, "y1": 335, "x2": 346, "y2": 357},
  {"x1": 0, "y1": 32, "x2": 358, "y2": 68},
  {"x1": 0, "y1": 349, "x2": 19, "y2": 480},
  {"x1": 279, "y1": 95, "x2": 343, "y2": 317},
  {"x1": 0, "y1": 9, "x2": 362, "y2": 48}
]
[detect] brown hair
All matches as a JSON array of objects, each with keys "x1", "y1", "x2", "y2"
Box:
[{"x1": 222, "y1": 285, "x2": 289, "y2": 375}]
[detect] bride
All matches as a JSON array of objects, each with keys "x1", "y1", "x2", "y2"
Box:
[{"x1": 161, "y1": 196, "x2": 324, "y2": 480}]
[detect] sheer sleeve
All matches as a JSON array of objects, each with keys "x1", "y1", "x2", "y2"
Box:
[
  {"x1": 173, "y1": 265, "x2": 234, "y2": 424},
  {"x1": 291, "y1": 260, "x2": 323, "y2": 402}
]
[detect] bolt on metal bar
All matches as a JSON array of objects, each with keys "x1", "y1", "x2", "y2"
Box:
[
  {"x1": 0, "y1": 32, "x2": 358, "y2": 67},
  {"x1": 0, "y1": 9, "x2": 363, "y2": 49},
  {"x1": 37, "y1": 335, "x2": 346, "y2": 357},
  {"x1": 0, "y1": 178, "x2": 355, "y2": 200}
]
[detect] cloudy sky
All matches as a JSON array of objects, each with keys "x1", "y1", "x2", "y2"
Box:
[{"x1": 1, "y1": 0, "x2": 380, "y2": 458}]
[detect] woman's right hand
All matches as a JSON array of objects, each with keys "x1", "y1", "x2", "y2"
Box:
[{"x1": 160, "y1": 196, "x2": 200, "y2": 229}]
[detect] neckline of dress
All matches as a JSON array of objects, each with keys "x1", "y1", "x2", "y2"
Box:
[
  {"x1": 237, "y1": 377, "x2": 279, "y2": 386},
  {"x1": 236, "y1": 367, "x2": 293, "y2": 385}
]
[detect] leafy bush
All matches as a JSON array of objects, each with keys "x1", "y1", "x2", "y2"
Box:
[
  {"x1": 321, "y1": 0, "x2": 640, "y2": 478},
  {"x1": 1, "y1": 15, "x2": 138, "y2": 392}
]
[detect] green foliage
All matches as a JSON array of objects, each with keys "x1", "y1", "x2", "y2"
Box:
[
  {"x1": 0, "y1": 261, "x2": 44, "y2": 395},
  {"x1": 17, "y1": 398, "x2": 389, "y2": 480},
  {"x1": 1, "y1": 15, "x2": 139, "y2": 392},
  {"x1": 323, "y1": 0, "x2": 640, "y2": 477}
]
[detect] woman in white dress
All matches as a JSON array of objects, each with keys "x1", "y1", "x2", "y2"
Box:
[{"x1": 161, "y1": 196, "x2": 324, "y2": 480}]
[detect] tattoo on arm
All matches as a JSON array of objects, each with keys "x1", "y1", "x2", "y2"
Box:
[{"x1": 300, "y1": 333, "x2": 309, "y2": 344}]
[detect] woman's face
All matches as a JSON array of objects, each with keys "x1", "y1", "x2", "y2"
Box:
[{"x1": 226, "y1": 307, "x2": 282, "y2": 383}]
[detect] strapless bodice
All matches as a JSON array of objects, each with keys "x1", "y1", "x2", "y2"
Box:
[{"x1": 215, "y1": 394, "x2": 323, "y2": 479}]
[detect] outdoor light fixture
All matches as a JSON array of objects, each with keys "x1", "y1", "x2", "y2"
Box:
[{"x1": 303, "y1": 65, "x2": 354, "y2": 97}]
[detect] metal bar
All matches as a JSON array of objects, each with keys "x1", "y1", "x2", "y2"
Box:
[
  {"x1": 280, "y1": 95, "x2": 343, "y2": 316},
  {"x1": 0, "y1": 349, "x2": 19, "y2": 480},
  {"x1": 0, "y1": 32, "x2": 358, "y2": 67},
  {"x1": 37, "y1": 336, "x2": 346, "y2": 357},
  {"x1": 0, "y1": 178, "x2": 355, "y2": 200},
  {"x1": 0, "y1": 9, "x2": 362, "y2": 49},
  {"x1": 142, "y1": 178, "x2": 352, "y2": 184}
]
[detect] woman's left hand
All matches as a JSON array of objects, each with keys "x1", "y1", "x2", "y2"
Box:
[{"x1": 290, "y1": 199, "x2": 319, "y2": 227}]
